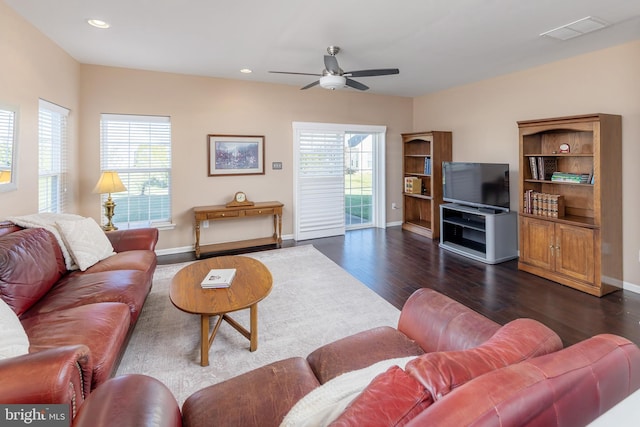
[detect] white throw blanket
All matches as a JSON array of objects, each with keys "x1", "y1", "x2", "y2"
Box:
[
  {"x1": 279, "y1": 356, "x2": 417, "y2": 427},
  {"x1": 7, "y1": 213, "x2": 85, "y2": 270}
]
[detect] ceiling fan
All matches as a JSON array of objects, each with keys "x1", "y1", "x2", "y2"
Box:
[{"x1": 269, "y1": 46, "x2": 399, "y2": 91}]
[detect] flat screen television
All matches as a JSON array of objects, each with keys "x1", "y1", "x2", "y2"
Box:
[{"x1": 442, "y1": 162, "x2": 510, "y2": 212}]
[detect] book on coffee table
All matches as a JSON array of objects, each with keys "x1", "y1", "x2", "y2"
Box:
[{"x1": 201, "y1": 268, "x2": 236, "y2": 288}]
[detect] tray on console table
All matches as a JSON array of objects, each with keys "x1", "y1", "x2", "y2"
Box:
[{"x1": 193, "y1": 201, "x2": 283, "y2": 258}]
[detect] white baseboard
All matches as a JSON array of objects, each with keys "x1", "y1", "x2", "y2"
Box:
[{"x1": 623, "y1": 281, "x2": 640, "y2": 294}]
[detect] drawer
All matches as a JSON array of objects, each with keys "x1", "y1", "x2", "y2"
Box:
[
  {"x1": 245, "y1": 208, "x2": 275, "y2": 216},
  {"x1": 207, "y1": 211, "x2": 240, "y2": 219}
]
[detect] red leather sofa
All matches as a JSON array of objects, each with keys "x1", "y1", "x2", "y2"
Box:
[
  {"x1": 72, "y1": 288, "x2": 640, "y2": 426},
  {"x1": 0, "y1": 221, "x2": 158, "y2": 417}
]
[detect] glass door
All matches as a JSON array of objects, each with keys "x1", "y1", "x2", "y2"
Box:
[{"x1": 345, "y1": 132, "x2": 373, "y2": 229}]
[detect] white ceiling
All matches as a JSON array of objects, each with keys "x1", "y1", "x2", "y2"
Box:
[{"x1": 6, "y1": 0, "x2": 640, "y2": 97}]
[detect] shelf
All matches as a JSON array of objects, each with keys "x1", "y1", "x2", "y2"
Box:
[
  {"x1": 401, "y1": 131, "x2": 452, "y2": 240},
  {"x1": 524, "y1": 153, "x2": 593, "y2": 157},
  {"x1": 518, "y1": 113, "x2": 622, "y2": 296},
  {"x1": 518, "y1": 212, "x2": 596, "y2": 229},
  {"x1": 403, "y1": 193, "x2": 432, "y2": 200},
  {"x1": 442, "y1": 217, "x2": 486, "y2": 232},
  {"x1": 524, "y1": 179, "x2": 593, "y2": 187}
]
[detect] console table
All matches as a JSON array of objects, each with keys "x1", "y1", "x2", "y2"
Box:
[{"x1": 193, "y1": 201, "x2": 283, "y2": 258}]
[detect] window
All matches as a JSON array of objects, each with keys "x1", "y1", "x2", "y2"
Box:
[
  {"x1": 0, "y1": 105, "x2": 17, "y2": 191},
  {"x1": 99, "y1": 114, "x2": 172, "y2": 228},
  {"x1": 39, "y1": 100, "x2": 69, "y2": 212}
]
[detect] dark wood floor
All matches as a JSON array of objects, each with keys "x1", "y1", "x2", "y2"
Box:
[{"x1": 158, "y1": 226, "x2": 640, "y2": 348}]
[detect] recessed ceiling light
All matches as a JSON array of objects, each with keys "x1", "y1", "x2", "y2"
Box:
[
  {"x1": 87, "y1": 19, "x2": 110, "y2": 29},
  {"x1": 240, "y1": 68, "x2": 252, "y2": 74}
]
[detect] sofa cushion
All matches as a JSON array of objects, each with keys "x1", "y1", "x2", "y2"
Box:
[
  {"x1": 405, "y1": 318, "x2": 563, "y2": 400},
  {"x1": 0, "y1": 228, "x2": 66, "y2": 315},
  {"x1": 83, "y1": 249, "x2": 157, "y2": 275},
  {"x1": 307, "y1": 326, "x2": 425, "y2": 384},
  {"x1": 324, "y1": 319, "x2": 561, "y2": 427},
  {"x1": 183, "y1": 357, "x2": 320, "y2": 427},
  {"x1": 329, "y1": 365, "x2": 432, "y2": 427},
  {"x1": 281, "y1": 356, "x2": 416, "y2": 427},
  {"x1": 55, "y1": 217, "x2": 115, "y2": 271},
  {"x1": 21, "y1": 302, "x2": 131, "y2": 389},
  {"x1": 0, "y1": 298, "x2": 29, "y2": 359},
  {"x1": 404, "y1": 335, "x2": 640, "y2": 427},
  {"x1": 20, "y1": 270, "x2": 151, "y2": 325}
]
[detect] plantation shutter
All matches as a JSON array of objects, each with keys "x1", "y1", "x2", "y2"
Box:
[
  {"x1": 100, "y1": 114, "x2": 172, "y2": 228},
  {"x1": 294, "y1": 124, "x2": 345, "y2": 240}
]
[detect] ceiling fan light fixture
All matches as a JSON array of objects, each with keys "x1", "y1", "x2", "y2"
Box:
[
  {"x1": 87, "y1": 19, "x2": 110, "y2": 29},
  {"x1": 319, "y1": 75, "x2": 346, "y2": 90}
]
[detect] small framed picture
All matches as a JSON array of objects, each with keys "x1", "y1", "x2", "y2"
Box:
[{"x1": 207, "y1": 135, "x2": 265, "y2": 176}]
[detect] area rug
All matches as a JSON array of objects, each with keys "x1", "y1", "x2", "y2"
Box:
[{"x1": 116, "y1": 244, "x2": 400, "y2": 405}]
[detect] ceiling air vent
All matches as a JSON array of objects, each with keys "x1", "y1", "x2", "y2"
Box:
[{"x1": 540, "y1": 16, "x2": 609, "y2": 41}]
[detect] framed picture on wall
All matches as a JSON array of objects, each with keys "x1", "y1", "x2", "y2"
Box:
[{"x1": 207, "y1": 134, "x2": 265, "y2": 176}]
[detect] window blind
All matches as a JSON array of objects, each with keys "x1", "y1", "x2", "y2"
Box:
[
  {"x1": 0, "y1": 109, "x2": 15, "y2": 172},
  {"x1": 100, "y1": 114, "x2": 172, "y2": 228},
  {"x1": 38, "y1": 99, "x2": 69, "y2": 213}
]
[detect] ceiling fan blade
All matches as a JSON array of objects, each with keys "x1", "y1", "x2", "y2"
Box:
[
  {"x1": 345, "y1": 78, "x2": 369, "y2": 91},
  {"x1": 269, "y1": 71, "x2": 322, "y2": 76},
  {"x1": 324, "y1": 55, "x2": 341, "y2": 74},
  {"x1": 300, "y1": 80, "x2": 320, "y2": 90},
  {"x1": 345, "y1": 68, "x2": 400, "y2": 78}
]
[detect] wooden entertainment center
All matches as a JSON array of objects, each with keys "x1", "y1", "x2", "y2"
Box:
[
  {"x1": 517, "y1": 114, "x2": 622, "y2": 296},
  {"x1": 440, "y1": 203, "x2": 518, "y2": 264}
]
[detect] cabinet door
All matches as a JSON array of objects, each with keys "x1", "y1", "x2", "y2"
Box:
[
  {"x1": 555, "y1": 224, "x2": 595, "y2": 283},
  {"x1": 519, "y1": 217, "x2": 554, "y2": 270}
]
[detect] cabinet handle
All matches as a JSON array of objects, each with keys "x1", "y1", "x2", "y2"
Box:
[{"x1": 221, "y1": 214, "x2": 225, "y2": 217}]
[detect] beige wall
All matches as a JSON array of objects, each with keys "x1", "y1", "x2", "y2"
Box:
[
  {"x1": 0, "y1": 1, "x2": 80, "y2": 213},
  {"x1": 78, "y1": 66, "x2": 412, "y2": 251},
  {"x1": 413, "y1": 40, "x2": 640, "y2": 288},
  {"x1": 2, "y1": 0, "x2": 639, "y2": 288}
]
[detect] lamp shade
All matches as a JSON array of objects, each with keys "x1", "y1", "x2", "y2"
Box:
[
  {"x1": 0, "y1": 170, "x2": 11, "y2": 183},
  {"x1": 93, "y1": 171, "x2": 127, "y2": 194}
]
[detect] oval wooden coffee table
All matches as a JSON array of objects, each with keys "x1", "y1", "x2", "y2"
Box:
[{"x1": 169, "y1": 256, "x2": 272, "y2": 366}]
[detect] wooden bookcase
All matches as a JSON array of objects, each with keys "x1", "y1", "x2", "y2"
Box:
[
  {"x1": 401, "y1": 131, "x2": 452, "y2": 239},
  {"x1": 517, "y1": 114, "x2": 622, "y2": 296}
]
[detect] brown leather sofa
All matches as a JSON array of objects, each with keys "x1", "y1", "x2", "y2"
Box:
[
  {"x1": 69, "y1": 288, "x2": 640, "y2": 426},
  {"x1": 0, "y1": 221, "x2": 158, "y2": 417}
]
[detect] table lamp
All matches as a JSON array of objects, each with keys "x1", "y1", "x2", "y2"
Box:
[
  {"x1": 0, "y1": 170, "x2": 11, "y2": 183},
  {"x1": 93, "y1": 171, "x2": 127, "y2": 231}
]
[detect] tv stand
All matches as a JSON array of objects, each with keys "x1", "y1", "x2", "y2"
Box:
[{"x1": 439, "y1": 203, "x2": 518, "y2": 264}]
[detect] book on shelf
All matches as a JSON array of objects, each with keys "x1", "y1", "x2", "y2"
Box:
[
  {"x1": 529, "y1": 156, "x2": 557, "y2": 180},
  {"x1": 528, "y1": 157, "x2": 538, "y2": 180},
  {"x1": 539, "y1": 157, "x2": 558, "y2": 181},
  {"x1": 201, "y1": 268, "x2": 236, "y2": 288},
  {"x1": 523, "y1": 190, "x2": 565, "y2": 218},
  {"x1": 404, "y1": 177, "x2": 422, "y2": 194},
  {"x1": 551, "y1": 172, "x2": 590, "y2": 183},
  {"x1": 423, "y1": 157, "x2": 432, "y2": 175}
]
